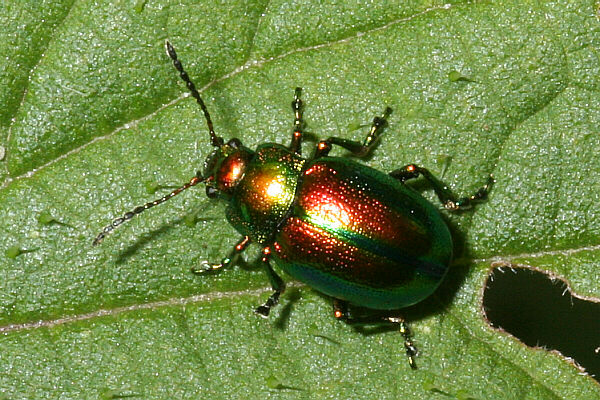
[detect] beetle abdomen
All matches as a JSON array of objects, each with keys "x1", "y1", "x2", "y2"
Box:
[{"x1": 272, "y1": 158, "x2": 452, "y2": 309}]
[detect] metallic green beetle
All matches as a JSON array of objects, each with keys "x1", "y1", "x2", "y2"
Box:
[{"x1": 94, "y1": 41, "x2": 493, "y2": 368}]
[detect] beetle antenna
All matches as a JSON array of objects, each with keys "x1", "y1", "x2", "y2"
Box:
[
  {"x1": 93, "y1": 173, "x2": 205, "y2": 246},
  {"x1": 165, "y1": 40, "x2": 224, "y2": 148}
]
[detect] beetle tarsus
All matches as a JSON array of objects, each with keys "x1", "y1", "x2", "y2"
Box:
[
  {"x1": 387, "y1": 316, "x2": 418, "y2": 369},
  {"x1": 333, "y1": 304, "x2": 419, "y2": 369},
  {"x1": 256, "y1": 250, "x2": 285, "y2": 317},
  {"x1": 255, "y1": 288, "x2": 283, "y2": 317},
  {"x1": 190, "y1": 236, "x2": 251, "y2": 274},
  {"x1": 255, "y1": 305, "x2": 271, "y2": 317},
  {"x1": 390, "y1": 165, "x2": 493, "y2": 212},
  {"x1": 313, "y1": 107, "x2": 392, "y2": 159},
  {"x1": 191, "y1": 260, "x2": 227, "y2": 274}
]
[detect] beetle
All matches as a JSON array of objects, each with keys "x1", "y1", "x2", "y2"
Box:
[{"x1": 93, "y1": 41, "x2": 493, "y2": 369}]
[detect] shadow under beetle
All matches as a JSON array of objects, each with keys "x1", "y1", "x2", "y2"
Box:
[{"x1": 94, "y1": 41, "x2": 493, "y2": 369}]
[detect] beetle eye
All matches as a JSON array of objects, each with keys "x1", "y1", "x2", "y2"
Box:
[
  {"x1": 228, "y1": 138, "x2": 242, "y2": 149},
  {"x1": 206, "y1": 186, "x2": 218, "y2": 198}
]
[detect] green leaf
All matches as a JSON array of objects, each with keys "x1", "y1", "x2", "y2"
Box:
[{"x1": 1, "y1": 0, "x2": 599, "y2": 398}]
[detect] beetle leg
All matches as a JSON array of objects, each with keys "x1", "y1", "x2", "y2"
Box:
[
  {"x1": 289, "y1": 87, "x2": 304, "y2": 155},
  {"x1": 390, "y1": 165, "x2": 494, "y2": 211},
  {"x1": 386, "y1": 316, "x2": 418, "y2": 370},
  {"x1": 332, "y1": 298, "x2": 351, "y2": 320},
  {"x1": 255, "y1": 247, "x2": 286, "y2": 317},
  {"x1": 313, "y1": 107, "x2": 392, "y2": 158},
  {"x1": 332, "y1": 300, "x2": 418, "y2": 369},
  {"x1": 191, "y1": 236, "x2": 250, "y2": 274}
]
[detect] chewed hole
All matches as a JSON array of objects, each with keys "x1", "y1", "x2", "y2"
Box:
[{"x1": 482, "y1": 263, "x2": 600, "y2": 381}]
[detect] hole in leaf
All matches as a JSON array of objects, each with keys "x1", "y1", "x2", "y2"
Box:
[{"x1": 482, "y1": 263, "x2": 600, "y2": 381}]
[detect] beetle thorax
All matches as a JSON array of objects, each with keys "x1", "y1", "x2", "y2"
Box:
[{"x1": 225, "y1": 144, "x2": 306, "y2": 243}]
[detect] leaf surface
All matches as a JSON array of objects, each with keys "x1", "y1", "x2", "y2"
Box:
[{"x1": 1, "y1": 0, "x2": 599, "y2": 398}]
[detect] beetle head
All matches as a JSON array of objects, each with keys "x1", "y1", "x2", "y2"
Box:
[{"x1": 203, "y1": 138, "x2": 254, "y2": 198}]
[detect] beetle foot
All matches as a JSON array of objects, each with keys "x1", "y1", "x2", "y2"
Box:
[
  {"x1": 387, "y1": 316, "x2": 418, "y2": 369},
  {"x1": 255, "y1": 305, "x2": 270, "y2": 317},
  {"x1": 191, "y1": 259, "x2": 230, "y2": 275},
  {"x1": 191, "y1": 263, "x2": 214, "y2": 274},
  {"x1": 255, "y1": 288, "x2": 282, "y2": 318},
  {"x1": 191, "y1": 263, "x2": 213, "y2": 274}
]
